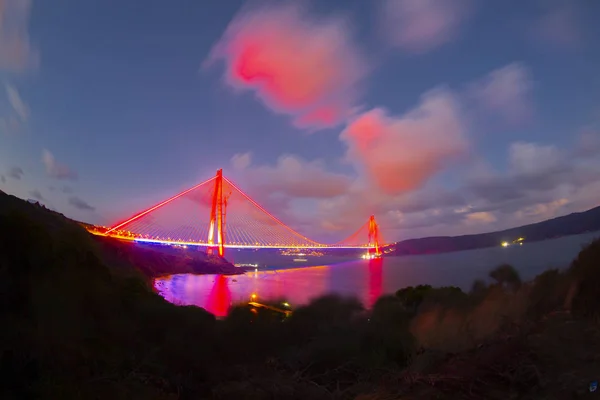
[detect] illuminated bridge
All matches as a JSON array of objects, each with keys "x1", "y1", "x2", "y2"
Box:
[{"x1": 97, "y1": 169, "x2": 384, "y2": 257}]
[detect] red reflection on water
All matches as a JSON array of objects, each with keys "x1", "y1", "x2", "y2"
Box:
[
  {"x1": 155, "y1": 263, "x2": 377, "y2": 317},
  {"x1": 367, "y1": 258, "x2": 383, "y2": 308},
  {"x1": 207, "y1": 275, "x2": 232, "y2": 317}
]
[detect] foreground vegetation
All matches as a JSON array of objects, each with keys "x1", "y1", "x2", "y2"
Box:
[{"x1": 2, "y1": 192, "x2": 600, "y2": 399}]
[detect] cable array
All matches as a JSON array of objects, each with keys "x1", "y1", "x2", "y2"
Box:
[{"x1": 104, "y1": 172, "x2": 382, "y2": 249}]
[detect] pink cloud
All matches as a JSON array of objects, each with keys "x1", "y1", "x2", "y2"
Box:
[
  {"x1": 380, "y1": 0, "x2": 472, "y2": 53},
  {"x1": 470, "y1": 63, "x2": 533, "y2": 124},
  {"x1": 207, "y1": 3, "x2": 366, "y2": 130},
  {"x1": 340, "y1": 88, "x2": 468, "y2": 195}
]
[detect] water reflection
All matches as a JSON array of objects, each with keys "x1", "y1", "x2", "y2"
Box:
[
  {"x1": 155, "y1": 259, "x2": 385, "y2": 316},
  {"x1": 155, "y1": 231, "x2": 600, "y2": 316},
  {"x1": 367, "y1": 258, "x2": 383, "y2": 308},
  {"x1": 207, "y1": 275, "x2": 231, "y2": 317}
]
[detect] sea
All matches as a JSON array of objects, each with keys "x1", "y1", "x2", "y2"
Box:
[{"x1": 154, "y1": 231, "x2": 600, "y2": 317}]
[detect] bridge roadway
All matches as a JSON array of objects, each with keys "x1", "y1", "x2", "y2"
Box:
[{"x1": 91, "y1": 231, "x2": 378, "y2": 250}]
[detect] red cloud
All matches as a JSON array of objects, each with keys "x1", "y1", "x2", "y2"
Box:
[
  {"x1": 208, "y1": 3, "x2": 366, "y2": 130},
  {"x1": 340, "y1": 89, "x2": 468, "y2": 195}
]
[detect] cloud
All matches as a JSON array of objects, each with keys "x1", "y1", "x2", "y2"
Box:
[
  {"x1": 29, "y1": 189, "x2": 44, "y2": 201},
  {"x1": 0, "y1": 115, "x2": 20, "y2": 135},
  {"x1": 312, "y1": 183, "x2": 466, "y2": 236},
  {"x1": 530, "y1": 2, "x2": 582, "y2": 51},
  {"x1": 508, "y1": 141, "x2": 565, "y2": 178},
  {"x1": 459, "y1": 139, "x2": 600, "y2": 221},
  {"x1": 469, "y1": 63, "x2": 533, "y2": 124},
  {"x1": 340, "y1": 88, "x2": 468, "y2": 195},
  {"x1": 207, "y1": 2, "x2": 366, "y2": 130},
  {"x1": 0, "y1": 0, "x2": 38, "y2": 72},
  {"x1": 574, "y1": 131, "x2": 600, "y2": 159},
  {"x1": 68, "y1": 196, "x2": 95, "y2": 211},
  {"x1": 379, "y1": 0, "x2": 472, "y2": 53},
  {"x1": 5, "y1": 84, "x2": 28, "y2": 121},
  {"x1": 42, "y1": 150, "x2": 78, "y2": 180},
  {"x1": 315, "y1": 134, "x2": 600, "y2": 241},
  {"x1": 212, "y1": 56, "x2": 591, "y2": 242},
  {"x1": 0, "y1": 174, "x2": 5, "y2": 184},
  {"x1": 7, "y1": 166, "x2": 23, "y2": 180},
  {"x1": 465, "y1": 142, "x2": 571, "y2": 209},
  {"x1": 231, "y1": 152, "x2": 353, "y2": 199},
  {"x1": 225, "y1": 137, "x2": 600, "y2": 242}
]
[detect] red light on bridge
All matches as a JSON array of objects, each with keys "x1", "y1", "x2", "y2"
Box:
[{"x1": 102, "y1": 169, "x2": 384, "y2": 255}]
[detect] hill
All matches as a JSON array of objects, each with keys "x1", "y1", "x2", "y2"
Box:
[
  {"x1": 0, "y1": 191, "x2": 239, "y2": 278},
  {"x1": 389, "y1": 205, "x2": 600, "y2": 255}
]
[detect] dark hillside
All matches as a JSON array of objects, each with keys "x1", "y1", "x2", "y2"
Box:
[
  {"x1": 0, "y1": 191, "x2": 219, "y2": 398},
  {"x1": 93, "y1": 236, "x2": 241, "y2": 278}
]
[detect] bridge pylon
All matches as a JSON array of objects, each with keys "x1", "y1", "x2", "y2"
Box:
[
  {"x1": 207, "y1": 169, "x2": 226, "y2": 257},
  {"x1": 368, "y1": 215, "x2": 381, "y2": 257}
]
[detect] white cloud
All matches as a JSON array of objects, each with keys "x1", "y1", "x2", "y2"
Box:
[
  {"x1": 5, "y1": 84, "x2": 28, "y2": 121},
  {"x1": 380, "y1": 0, "x2": 472, "y2": 53},
  {"x1": 470, "y1": 63, "x2": 533, "y2": 124},
  {"x1": 42, "y1": 150, "x2": 78, "y2": 181}
]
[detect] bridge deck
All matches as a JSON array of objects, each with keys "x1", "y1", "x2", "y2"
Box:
[{"x1": 87, "y1": 231, "x2": 380, "y2": 249}]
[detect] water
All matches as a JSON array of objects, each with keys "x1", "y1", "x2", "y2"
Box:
[{"x1": 154, "y1": 232, "x2": 600, "y2": 317}]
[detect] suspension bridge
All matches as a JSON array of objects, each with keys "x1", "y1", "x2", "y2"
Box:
[{"x1": 95, "y1": 169, "x2": 384, "y2": 257}]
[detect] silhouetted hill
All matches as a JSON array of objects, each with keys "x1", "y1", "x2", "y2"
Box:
[
  {"x1": 389, "y1": 206, "x2": 600, "y2": 255},
  {"x1": 0, "y1": 191, "x2": 239, "y2": 278}
]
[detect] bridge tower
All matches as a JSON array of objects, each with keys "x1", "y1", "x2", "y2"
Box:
[
  {"x1": 368, "y1": 215, "x2": 381, "y2": 257},
  {"x1": 207, "y1": 169, "x2": 226, "y2": 257}
]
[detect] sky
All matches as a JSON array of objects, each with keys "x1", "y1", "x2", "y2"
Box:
[{"x1": 1, "y1": 0, "x2": 600, "y2": 243}]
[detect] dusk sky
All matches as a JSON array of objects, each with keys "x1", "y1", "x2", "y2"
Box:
[{"x1": 1, "y1": 0, "x2": 600, "y2": 243}]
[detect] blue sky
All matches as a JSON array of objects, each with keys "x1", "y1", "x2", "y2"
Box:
[{"x1": 1, "y1": 0, "x2": 600, "y2": 242}]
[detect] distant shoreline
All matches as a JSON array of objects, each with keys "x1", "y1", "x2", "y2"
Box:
[{"x1": 386, "y1": 205, "x2": 600, "y2": 256}]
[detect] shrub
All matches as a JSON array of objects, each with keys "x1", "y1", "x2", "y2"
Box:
[
  {"x1": 527, "y1": 269, "x2": 569, "y2": 318},
  {"x1": 568, "y1": 239, "x2": 600, "y2": 319},
  {"x1": 395, "y1": 284, "x2": 432, "y2": 311},
  {"x1": 489, "y1": 264, "x2": 522, "y2": 291}
]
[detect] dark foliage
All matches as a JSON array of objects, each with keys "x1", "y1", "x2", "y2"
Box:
[{"x1": 568, "y1": 239, "x2": 600, "y2": 319}]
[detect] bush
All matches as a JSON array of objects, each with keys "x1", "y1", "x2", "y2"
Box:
[
  {"x1": 395, "y1": 284, "x2": 432, "y2": 311},
  {"x1": 489, "y1": 264, "x2": 522, "y2": 291},
  {"x1": 363, "y1": 295, "x2": 415, "y2": 367},
  {"x1": 418, "y1": 286, "x2": 469, "y2": 312},
  {"x1": 527, "y1": 269, "x2": 569, "y2": 318},
  {"x1": 568, "y1": 239, "x2": 600, "y2": 319}
]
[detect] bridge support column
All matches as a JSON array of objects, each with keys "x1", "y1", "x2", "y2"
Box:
[
  {"x1": 208, "y1": 169, "x2": 225, "y2": 257},
  {"x1": 368, "y1": 215, "x2": 381, "y2": 257}
]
